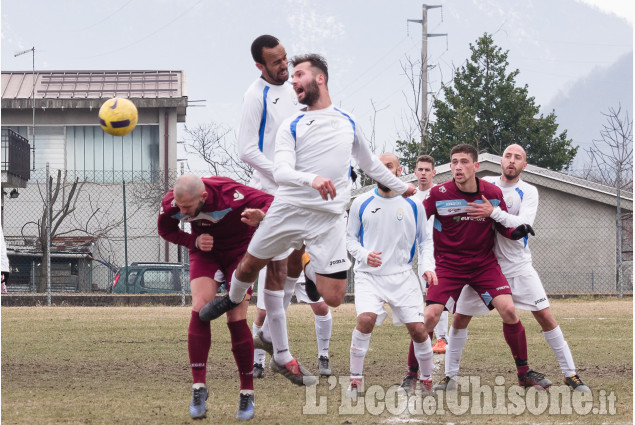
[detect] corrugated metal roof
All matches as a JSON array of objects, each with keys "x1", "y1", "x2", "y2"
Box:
[{"x1": 1, "y1": 70, "x2": 185, "y2": 100}]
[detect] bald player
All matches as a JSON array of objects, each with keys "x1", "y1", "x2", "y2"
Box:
[
  {"x1": 434, "y1": 144, "x2": 590, "y2": 393},
  {"x1": 158, "y1": 174, "x2": 276, "y2": 420}
]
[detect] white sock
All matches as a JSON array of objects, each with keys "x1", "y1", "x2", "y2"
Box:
[
  {"x1": 228, "y1": 272, "x2": 253, "y2": 304},
  {"x1": 283, "y1": 276, "x2": 298, "y2": 309},
  {"x1": 315, "y1": 310, "x2": 332, "y2": 358},
  {"x1": 445, "y1": 326, "x2": 468, "y2": 378},
  {"x1": 543, "y1": 326, "x2": 576, "y2": 376},
  {"x1": 414, "y1": 338, "x2": 434, "y2": 380},
  {"x1": 252, "y1": 322, "x2": 266, "y2": 365},
  {"x1": 263, "y1": 289, "x2": 293, "y2": 365},
  {"x1": 350, "y1": 328, "x2": 371, "y2": 376},
  {"x1": 434, "y1": 311, "x2": 449, "y2": 340}
]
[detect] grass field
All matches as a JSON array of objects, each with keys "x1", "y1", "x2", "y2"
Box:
[{"x1": 1, "y1": 298, "x2": 632, "y2": 424}]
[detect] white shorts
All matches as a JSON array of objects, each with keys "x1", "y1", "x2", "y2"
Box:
[
  {"x1": 354, "y1": 269, "x2": 424, "y2": 326},
  {"x1": 248, "y1": 199, "x2": 351, "y2": 275},
  {"x1": 455, "y1": 267, "x2": 550, "y2": 315}
]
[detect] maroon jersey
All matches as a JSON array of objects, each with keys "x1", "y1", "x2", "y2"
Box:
[
  {"x1": 157, "y1": 176, "x2": 273, "y2": 252},
  {"x1": 423, "y1": 178, "x2": 514, "y2": 273}
]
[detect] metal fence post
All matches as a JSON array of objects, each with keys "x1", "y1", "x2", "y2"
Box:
[
  {"x1": 123, "y1": 179, "x2": 129, "y2": 294},
  {"x1": 45, "y1": 163, "x2": 51, "y2": 306}
]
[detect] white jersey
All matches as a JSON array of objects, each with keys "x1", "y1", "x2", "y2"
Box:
[
  {"x1": 237, "y1": 78, "x2": 299, "y2": 195},
  {"x1": 409, "y1": 187, "x2": 435, "y2": 275},
  {"x1": 273, "y1": 104, "x2": 408, "y2": 214},
  {"x1": 347, "y1": 188, "x2": 429, "y2": 275},
  {"x1": 485, "y1": 176, "x2": 539, "y2": 277}
]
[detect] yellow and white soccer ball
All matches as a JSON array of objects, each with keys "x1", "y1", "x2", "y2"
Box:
[{"x1": 98, "y1": 97, "x2": 138, "y2": 136}]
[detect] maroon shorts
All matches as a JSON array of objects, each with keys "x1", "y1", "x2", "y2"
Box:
[
  {"x1": 426, "y1": 259, "x2": 511, "y2": 313},
  {"x1": 189, "y1": 245, "x2": 253, "y2": 295}
]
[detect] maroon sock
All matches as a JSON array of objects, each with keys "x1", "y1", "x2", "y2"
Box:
[
  {"x1": 188, "y1": 310, "x2": 211, "y2": 384},
  {"x1": 228, "y1": 319, "x2": 254, "y2": 391},
  {"x1": 407, "y1": 340, "x2": 418, "y2": 374},
  {"x1": 502, "y1": 320, "x2": 529, "y2": 376}
]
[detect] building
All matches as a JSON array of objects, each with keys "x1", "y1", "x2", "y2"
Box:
[{"x1": 1, "y1": 70, "x2": 189, "y2": 291}]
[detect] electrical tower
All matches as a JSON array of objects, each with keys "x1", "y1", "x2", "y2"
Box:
[{"x1": 408, "y1": 4, "x2": 446, "y2": 151}]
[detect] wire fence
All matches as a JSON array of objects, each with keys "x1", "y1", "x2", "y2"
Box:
[{"x1": 1, "y1": 168, "x2": 632, "y2": 298}]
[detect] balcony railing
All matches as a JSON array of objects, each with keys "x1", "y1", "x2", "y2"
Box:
[{"x1": 1, "y1": 128, "x2": 31, "y2": 181}]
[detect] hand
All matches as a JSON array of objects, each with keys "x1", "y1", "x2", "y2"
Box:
[
  {"x1": 196, "y1": 233, "x2": 214, "y2": 252},
  {"x1": 467, "y1": 195, "x2": 494, "y2": 218},
  {"x1": 402, "y1": 183, "x2": 417, "y2": 198},
  {"x1": 366, "y1": 251, "x2": 382, "y2": 267},
  {"x1": 423, "y1": 270, "x2": 437, "y2": 286},
  {"x1": 511, "y1": 224, "x2": 535, "y2": 240},
  {"x1": 312, "y1": 176, "x2": 337, "y2": 200},
  {"x1": 241, "y1": 208, "x2": 265, "y2": 227}
]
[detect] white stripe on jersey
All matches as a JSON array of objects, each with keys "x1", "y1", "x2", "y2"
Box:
[
  {"x1": 484, "y1": 176, "x2": 539, "y2": 277},
  {"x1": 347, "y1": 188, "x2": 428, "y2": 275}
]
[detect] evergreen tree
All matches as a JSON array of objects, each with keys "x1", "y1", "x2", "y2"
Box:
[{"x1": 424, "y1": 33, "x2": 577, "y2": 170}]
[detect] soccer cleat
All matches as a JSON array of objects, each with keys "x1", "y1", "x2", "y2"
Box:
[
  {"x1": 433, "y1": 376, "x2": 458, "y2": 391},
  {"x1": 420, "y1": 378, "x2": 433, "y2": 393},
  {"x1": 518, "y1": 369, "x2": 552, "y2": 390},
  {"x1": 270, "y1": 357, "x2": 317, "y2": 386},
  {"x1": 346, "y1": 377, "x2": 363, "y2": 398},
  {"x1": 564, "y1": 374, "x2": 591, "y2": 392},
  {"x1": 432, "y1": 337, "x2": 447, "y2": 354},
  {"x1": 236, "y1": 392, "x2": 255, "y2": 421},
  {"x1": 301, "y1": 253, "x2": 321, "y2": 302},
  {"x1": 318, "y1": 355, "x2": 331, "y2": 376},
  {"x1": 253, "y1": 363, "x2": 265, "y2": 379},
  {"x1": 253, "y1": 330, "x2": 274, "y2": 356},
  {"x1": 189, "y1": 384, "x2": 208, "y2": 419},
  {"x1": 400, "y1": 373, "x2": 418, "y2": 394},
  {"x1": 199, "y1": 295, "x2": 240, "y2": 321}
]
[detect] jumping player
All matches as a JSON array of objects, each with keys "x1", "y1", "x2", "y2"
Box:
[
  {"x1": 237, "y1": 35, "x2": 332, "y2": 378},
  {"x1": 200, "y1": 55, "x2": 417, "y2": 384},
  {"x1": 416, "y1": 143, "x2": 547, "y2": 391},
  {"x1": 435, "y1": 144, "x2": 590, "y2": 392},
  {"x1": 158, "y1": 174, "x2": 274, "y2": 421}
]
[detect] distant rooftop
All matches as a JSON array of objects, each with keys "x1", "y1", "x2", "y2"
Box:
[{"x1": 1, "y1": 70, "x2": 186, "y2": 100}]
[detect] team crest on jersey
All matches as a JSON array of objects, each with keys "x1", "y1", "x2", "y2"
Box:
[
  {"x1": 396, "y1": 208, "x2": 404, "y2": 221},
  {"x1": 330, "y1": 119, "x2": 340, "y2": 129},
  {"x1": 234, "y1": 190, "x2": 244, "y2": 201},
  {"x1": 505, "y1": 195, "x2": 514, "y2": 209},
  {"x1": 171, "y1": 200, "x2": 176, "y2": 207},
  {"x1": 439, "y1": 186, "x2": 447, "y2": 193}
]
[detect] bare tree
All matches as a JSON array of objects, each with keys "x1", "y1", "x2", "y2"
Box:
[
  {"x1": 585, "y1": 105, "x2": 633, "y2": 296},
  {"x1": 585, "y1": 105, "x2": 633, "y2": 190},
  {"x1": 22, "y1": 170, "x2": 127, "y2": 292},
  {"x1": 182, "y1": 123, "x2": 253, "y2": 184}
]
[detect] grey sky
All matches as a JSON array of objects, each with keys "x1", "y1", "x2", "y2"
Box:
[{"x1": 2, "y1": 0, "x2": 632, "y2": 171}]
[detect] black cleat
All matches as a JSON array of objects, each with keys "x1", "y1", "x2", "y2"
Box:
[
  {"x1": 564, "y1": 374, "x2": 590, "y2": 392},
  {"x1": 253, "y1": 363, "x2": 265, "y2": 379},
  {"x1": 400, "y1": 373, "x2": 418, "y2": 394},
  {"x1": 518, "y1": 369, "x2": 552, "y2": 390},
  {"x1": 199, "y1": 295, "x2": 240, "y2": 321},
  {"x1": 301, "y1": 253, "x2": 321, "y2": 302}
]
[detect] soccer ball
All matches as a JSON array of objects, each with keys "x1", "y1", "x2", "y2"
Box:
[{"x1": 98, "y1": 97, "x2": 138, "y2": 136}]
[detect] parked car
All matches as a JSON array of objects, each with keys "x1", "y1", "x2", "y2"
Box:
[{"x1": 110, "y1": 262, "x2": 190, "y2": 294}]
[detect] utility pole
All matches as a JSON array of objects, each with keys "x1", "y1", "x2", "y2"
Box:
[
  {"x1": 14, "y1": 47, "x2": 36, "y2": 170},
  {"x1": 408, "y1": 4, "x2": 446, "y2": 151}
]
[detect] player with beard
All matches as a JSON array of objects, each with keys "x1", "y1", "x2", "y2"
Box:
[
  {"x1": 434, "y1": 144, "x2": 590, "y2": 392},
  {"x1": 415, "y1": 143, "x2": 549, "y2": 392},
  {"x1": 236, "y1": 35, "x2": 334, "y2": 381},
  {"x1": 158, "y1": 174, "x2": 275, "y2": 420},
  {"x1": 345, "y1": 153, "x2": 434, "y2": 397},
  {"x1": 199, "y1": 54, "x2": 416, "y2": 385}
]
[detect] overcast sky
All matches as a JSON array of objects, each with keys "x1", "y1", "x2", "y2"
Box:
[{"x1": 2, "y1": 0, "x2": 633, "y2": 172}]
